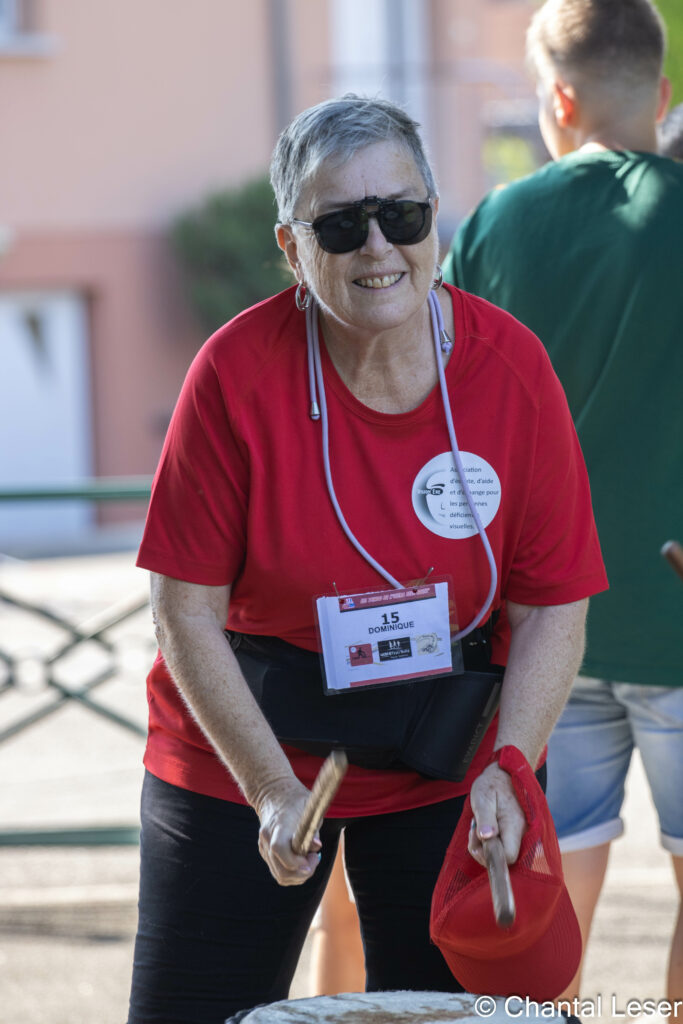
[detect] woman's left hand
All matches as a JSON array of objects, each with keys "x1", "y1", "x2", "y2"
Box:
[
  {"x1": 467, "y1": 761, "x2": 526, "y2": 866},
  {"x1": 467, "y1": 598, "x2": 589, "y2": 866}
]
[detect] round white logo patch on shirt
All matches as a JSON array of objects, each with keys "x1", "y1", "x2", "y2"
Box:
[{"x1": 412, "y1": 451, "x2": 501, "y2": 539}]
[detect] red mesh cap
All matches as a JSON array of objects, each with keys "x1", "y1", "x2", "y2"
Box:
[{"x1": 429, "y1": 745, "x2": 581, "y2": 1000}]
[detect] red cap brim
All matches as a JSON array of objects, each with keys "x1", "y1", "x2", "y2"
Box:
[{"x1": 436, "y1": 881, "x2": 581, "y2": 1000}]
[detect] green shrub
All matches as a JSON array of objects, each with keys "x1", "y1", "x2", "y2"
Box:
[
  {"x1": 172, "y1": 175, "x2": 292, "y2": 334},
  {"x1": 658, "y1": 0, "x2": 683, "y2": 104}
]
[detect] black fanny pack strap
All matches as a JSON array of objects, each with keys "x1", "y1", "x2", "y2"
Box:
[
  {"x1": 224, "y1": 614, "x2": 503, "y2": 782},
  {"x1": 227, "y1": 614, "x2": 499, "y2": 673}
]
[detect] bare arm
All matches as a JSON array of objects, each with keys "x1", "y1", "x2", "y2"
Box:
[
  {"x1": 468, "y1": 598, "x2": 588, "y2": 864},
  {"x1": 150, "y1": 572, "x2": 321, "y2": 885}
]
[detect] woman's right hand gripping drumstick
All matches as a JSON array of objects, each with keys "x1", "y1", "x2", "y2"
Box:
[
  {"x1": 256, "y1": 777, "x2": 323, "y2": 886},
  {"x1": 259, "y1": 750, "x2": 347, "y2": 885}
]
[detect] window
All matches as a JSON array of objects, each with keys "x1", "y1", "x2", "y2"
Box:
[
  {"x1": 331, "y1": 0, "x2": 430, "y2": 136},
  {"x1": 0, "y1": 1, "x2": 55, "y2": 56},
  {"x1": 0, "y1": 0, "x2": 19, "y2": 37},
  {"x1": 0, "y1": 291, "x2": 94, "y2": 545}
]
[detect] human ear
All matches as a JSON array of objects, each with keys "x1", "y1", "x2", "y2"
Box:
[
  {"x1": 656, "y1": 76, "x2": 672, "y2": 123},
  {"x1": 552, "y1": 80, "x2": 576, "y2": 127},
  {"x1": 275, "y1": 224, "x2": 302, "y2": 279}
]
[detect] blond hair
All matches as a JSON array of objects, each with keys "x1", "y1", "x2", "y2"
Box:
[{"x1": 527, "y1": 0, "x2": 666, "y2": 94}]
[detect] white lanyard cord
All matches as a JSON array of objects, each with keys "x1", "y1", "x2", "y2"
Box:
[
  {"x1": 307, "y1": 291, "x2": 497, "y2": 639},
  {"x1": 308, "y1": 301, "x2": 403, "y2": 589},
  {"x1": 428, "y1": 292, "x2": 497, "y2": 637}
]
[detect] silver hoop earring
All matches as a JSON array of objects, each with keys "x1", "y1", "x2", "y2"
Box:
[
  {"x1": 432, "y1": 265, "x2": 443, "y2": 290},
  {"x1": 295, "y1": 281, "x2": 312, "y2": 311}
]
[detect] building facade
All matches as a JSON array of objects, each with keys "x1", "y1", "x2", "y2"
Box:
[{"x1": 0, "y1": 0, "x2": 540, "y2": 548}]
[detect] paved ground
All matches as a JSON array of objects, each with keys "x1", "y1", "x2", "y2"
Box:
[{"x1": 0, "y1": 552, "x2": 678, "y2": 1023}]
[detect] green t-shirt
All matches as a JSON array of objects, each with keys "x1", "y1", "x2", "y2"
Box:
[{"x1": 444, "y1": 150, "x2": 683, "y2": 686}]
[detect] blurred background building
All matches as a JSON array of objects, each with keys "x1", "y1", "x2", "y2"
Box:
[
  {"x1": 0, "y1": 0, "x2": 558, "y2": 552},
  {"x1": 0, "y1": 8, "x2": 681, "y2": 1018}
]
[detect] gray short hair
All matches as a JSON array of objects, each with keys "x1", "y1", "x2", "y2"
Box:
[{"x1": 270, "y1": 94, "x2": 437, "y2": 224}]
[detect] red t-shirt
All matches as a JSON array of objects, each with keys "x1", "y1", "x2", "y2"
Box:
[{"x1": 137, "y1": 284, "x2": 607, "y2": 815}]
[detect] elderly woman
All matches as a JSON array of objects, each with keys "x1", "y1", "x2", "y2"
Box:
[{"x1": 127, "y1": 95, "x2": 607, "y2": 1024}]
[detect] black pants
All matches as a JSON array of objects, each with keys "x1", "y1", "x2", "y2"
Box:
[
  {"x1": 127, "y1": 771, "x2": 479, "y2": 1023},
  {"x1": 128, "y1": 766, "x2": 547, "y2": 1023}
]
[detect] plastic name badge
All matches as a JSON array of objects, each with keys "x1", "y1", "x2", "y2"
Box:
[{"x1": 315, "y1": 581, "x2": 453, "y2": 694}]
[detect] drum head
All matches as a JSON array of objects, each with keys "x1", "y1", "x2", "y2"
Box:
[{"x1": 226, "y1": 990, "x2": 542, "y2": 1023}]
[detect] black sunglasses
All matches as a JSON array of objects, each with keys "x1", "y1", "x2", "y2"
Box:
[{"x1": 291, "y1": 195, "x2": 433, "y2": 254}]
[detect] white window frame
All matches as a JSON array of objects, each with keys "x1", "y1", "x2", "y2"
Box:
[
  {"x1": 330, "y1": 0, "x2": 430, "y2": 145},
  {"x1": 0, "y1": 0, "x2": 19, "y2": 38},
  {"x1": 0, "y1": 0, "x2": 56, "y2": 56}
]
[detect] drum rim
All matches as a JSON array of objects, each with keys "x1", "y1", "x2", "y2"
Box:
[{"x1": 228, "y1": 989, "x2": 516, "y2": 1023}]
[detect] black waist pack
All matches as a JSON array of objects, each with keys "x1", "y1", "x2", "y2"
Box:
[{"x1": 225, "y1": 624, "x2": 503, "y2": 782}]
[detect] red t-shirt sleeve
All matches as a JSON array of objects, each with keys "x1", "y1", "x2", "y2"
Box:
[
  {"x1": 505, "y1": 349, "x2": 607, "y2": 605},
  {"x1": 137, "y1": 338, "x2": 248, "y2": 585}
]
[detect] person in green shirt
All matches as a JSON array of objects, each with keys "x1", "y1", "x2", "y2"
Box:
[{"x1": 443, "y1": 0, "x2": 683, "y2": 1003}]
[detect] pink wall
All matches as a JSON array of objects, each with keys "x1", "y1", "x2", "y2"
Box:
[
  {"x1": 0, "y1": 230, "x2": 201, "y2": 471},
  {"x1": 0, "y1": 0, "x2": 540, "y2": 540},
  {"x1": 483, "y1": 2, "x2": 537, "y2": 74},
  {"x1": 289, "y1": 0, "x2": 333, "y2": 113},
  {"x1": 0, "y1": 0, "x2": 276, "y2": 229},
  {"x1": 430, "y1": 0, "x2": 538, "y2": 221},
  {"x1": 431, "y1": 0, "x2": 486, "y2": 221},
  {"x1": 0, "y1": 0, "x2": 288, "y2": 515}
]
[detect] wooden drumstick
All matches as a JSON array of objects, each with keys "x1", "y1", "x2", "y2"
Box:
[
  {"x1": 291, "y1": 749, "x2": 348, "y2": 855},
  {"x1": 482, "y1": 836, "x2": 516, "y2": 929},
  {"x1": 661, "y1": 540, "x2": 683, "y2": 583}
]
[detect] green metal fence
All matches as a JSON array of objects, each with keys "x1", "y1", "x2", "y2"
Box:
[
  {"x1": 0, "y1": 477, "x2": 153, "y2": 503},
  {"x1": 0, "y1": 477, "x2": 153, "y2": 845}
]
